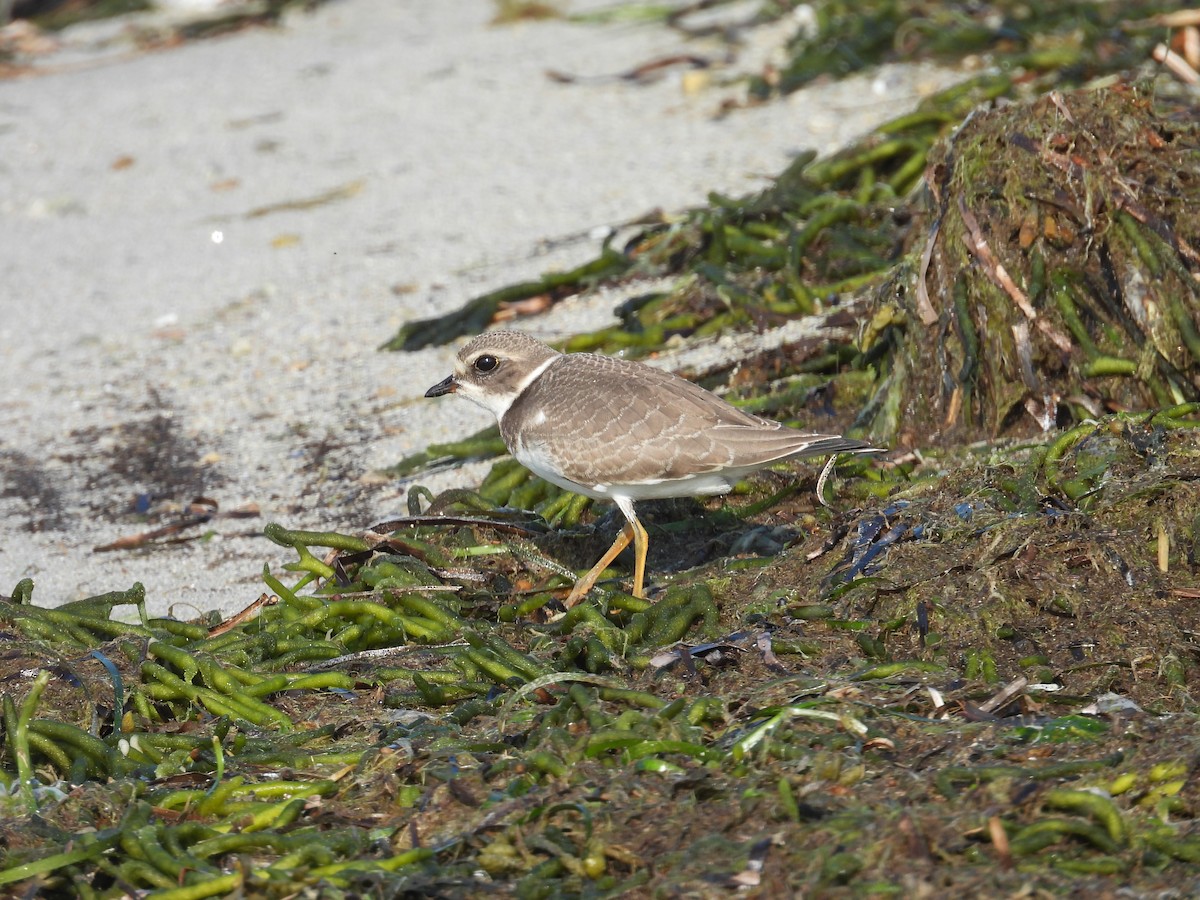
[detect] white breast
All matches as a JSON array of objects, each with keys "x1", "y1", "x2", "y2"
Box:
[{"x1": 511, "y1": 436, "x2": 737, "y2": 502}]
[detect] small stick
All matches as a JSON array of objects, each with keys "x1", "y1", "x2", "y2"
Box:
[
  {"x1": 208, "y1": 593, "x2": 277, "y2": 637},
  {"x1": 959, "y1": 197, "x2": 1072, "y2": 353},
  {"x1": 978, "y1": 675, "x2": 1029, "y2": 714},
  {"x1": 1153, "y1": 43, "x2": 1200, "y2": 84}
]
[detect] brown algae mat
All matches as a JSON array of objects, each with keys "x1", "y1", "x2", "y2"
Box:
[{"x1": 2, "y1": 408, "x2": 1199, "y2": 895}]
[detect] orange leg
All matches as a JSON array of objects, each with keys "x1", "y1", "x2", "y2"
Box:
[
  {"x1": 564, "y1": 521, "x2": 634, "y2": 608},
  {"x1": 629, "y1": 513, "x2": 649, "y2": 599}
]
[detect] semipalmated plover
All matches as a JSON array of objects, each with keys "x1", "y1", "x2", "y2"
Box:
[{"x1": 426, "y1": 331, "x2": 874, "y2": 607}]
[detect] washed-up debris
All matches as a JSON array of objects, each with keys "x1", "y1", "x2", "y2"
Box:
[{"x1": 93, "y1": 498, "x2": 259, "y2": 551}]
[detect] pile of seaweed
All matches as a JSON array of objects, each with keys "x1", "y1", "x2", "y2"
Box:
[
  {"x1": 878, "y1": 86, "x2": 1200, "y2": 446},
  {"x1": 742, "y1": 0, "x2": 1186, "y2": 99},
  {"x1": 2, "y1": 409, "x2": 1199, "y2": 896},
  {"x1": 5, "y1": 3, "x2": 1200, "y2": 897}
]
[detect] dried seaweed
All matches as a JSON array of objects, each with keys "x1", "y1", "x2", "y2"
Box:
[
  {"x1": 747, "y1": 0, "x2": 1186, "y2": 99},
  {"x1": 3, "y1": 411, "x2": 1200, "y2": 894},
  {"x1": 875, "y1": 86, "x2": 1200, "y2": 447}
]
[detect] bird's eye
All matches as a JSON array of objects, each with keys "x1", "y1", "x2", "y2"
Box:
[{"x1": 474, "y1": 355, "x2": 498, "y2": 373}]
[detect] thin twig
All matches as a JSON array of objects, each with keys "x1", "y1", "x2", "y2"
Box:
[
  {"x1": 1153, "y1": 42, "x2": 1200, "y2": 84},
  {"x1": 958, "y1": 197, "x2": 1072, "y2": 353},
  {"x1": 209, "y1": 593, "x2": 277, "y2": 636}
]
